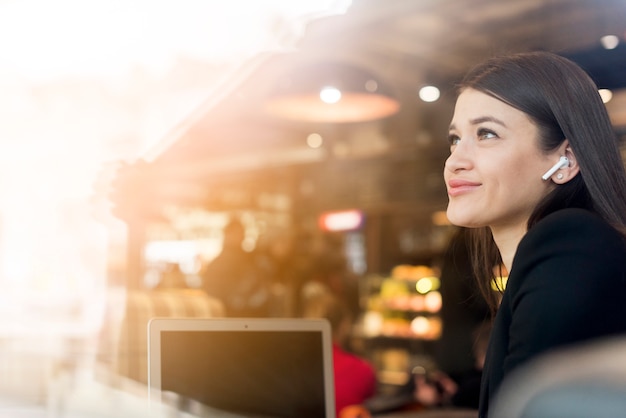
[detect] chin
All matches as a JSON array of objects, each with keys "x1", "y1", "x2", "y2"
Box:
[{"x1": 446, "y1": 207, "x2": 480, "y2": 228}]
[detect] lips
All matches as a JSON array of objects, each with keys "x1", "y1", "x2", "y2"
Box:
[{"x1": 447, "y1": 178, "x2": 481, "y2": 197}]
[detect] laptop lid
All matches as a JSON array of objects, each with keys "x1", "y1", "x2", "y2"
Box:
[{"x1": 148, "y1": 317, "x2": 336, "y2": 418}]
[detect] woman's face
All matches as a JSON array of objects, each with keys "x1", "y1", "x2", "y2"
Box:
[{"x1": 444, "y1": 88, "x2": 557, "y2": 232}]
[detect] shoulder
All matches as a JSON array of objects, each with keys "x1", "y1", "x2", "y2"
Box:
[
  {"x1": 533, "y1": 207, "x2": 618, "y2": 232},
  {"x1": 510, "y1": 208, "x2": 626, "y2": 290},
  {"x1": 519, "y1": 208, "x2": 625, "y2": 255}
]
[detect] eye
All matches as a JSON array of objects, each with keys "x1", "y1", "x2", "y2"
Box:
[
  {"x1": 448, "y1": 133, "x2": 460, "y2": 146},
  {"x1": 477, "y1": 128, "x2": 498, "y2": 140}
]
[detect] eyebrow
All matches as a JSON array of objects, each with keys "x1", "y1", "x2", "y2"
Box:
[{"x1": 449, "y1": 116, "x2": 507, "y2": 131}]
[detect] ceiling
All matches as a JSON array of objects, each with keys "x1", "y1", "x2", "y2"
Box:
[{"x1": 142, "y1": 0, "x2": 626, "y2": 218}]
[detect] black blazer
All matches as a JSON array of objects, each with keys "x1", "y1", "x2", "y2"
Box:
[{"x1": 479, "y1": 208, "x2": 626, "y2": 417}]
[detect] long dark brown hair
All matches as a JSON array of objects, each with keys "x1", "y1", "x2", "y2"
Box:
[{"x1": 456, "y1": 51, "x2": 626, "y2": 313}]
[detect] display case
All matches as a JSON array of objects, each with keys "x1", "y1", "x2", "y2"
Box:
[{"x1": 358, "y1": 264, "x2": 443, "y2": 387}]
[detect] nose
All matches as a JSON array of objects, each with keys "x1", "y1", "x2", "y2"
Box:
[{"x1": 444, "y1": 143, "x2": 471, "y2": 174}]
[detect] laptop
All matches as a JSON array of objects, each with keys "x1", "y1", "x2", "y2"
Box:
[{"x1": 148, "y1": 317, "x2": 336, "y2": 418}]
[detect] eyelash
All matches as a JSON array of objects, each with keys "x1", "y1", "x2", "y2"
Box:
[
  {"x1": 447, "y1": 128, "x2": 498, "y2": 146},
  {"x1": 477, "y1": 128, "x2": 498, "y2": 140},
  {"x1": 447, "y1": 134, "x2": 460, "y2": 146}
]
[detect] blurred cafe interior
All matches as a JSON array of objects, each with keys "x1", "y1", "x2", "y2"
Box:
[{"x1": 2, "y1": 0, "x2": 626, "y2": 417}]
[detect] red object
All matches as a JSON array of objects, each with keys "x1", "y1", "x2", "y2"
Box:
[{"x1": 333, "y1": 344, "x2": 377, "y2": 417}]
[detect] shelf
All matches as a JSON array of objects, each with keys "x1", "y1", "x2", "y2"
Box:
[{"x1": 362, "y1": 266, "x2": 443, "y2": 342}]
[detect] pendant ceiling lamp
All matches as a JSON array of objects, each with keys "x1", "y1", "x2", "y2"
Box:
[{"x1": 263, "y1": 61, "x2": 400, "y2": 123}]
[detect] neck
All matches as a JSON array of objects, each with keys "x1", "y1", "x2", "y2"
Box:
[{"x1": 491, "y1": 223, "x2": 528, "y2": 273}]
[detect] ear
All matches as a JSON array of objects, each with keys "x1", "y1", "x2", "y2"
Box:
[{"x1": 552, "y1": 140, "x2": 580, "y2": 184}]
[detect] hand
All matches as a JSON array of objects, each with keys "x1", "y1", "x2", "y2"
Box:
[{"x1": 413, "y1": 369, "x2": 458, "y2": 407}]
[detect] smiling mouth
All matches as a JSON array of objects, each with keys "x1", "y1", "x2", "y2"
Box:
[{"x1": 447, "y1": 180, "x2": 481, "y2": 197}]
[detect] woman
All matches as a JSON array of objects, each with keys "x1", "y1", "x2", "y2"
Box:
[{"x1": 444, "y1": 51, "x2": 626, "y2": 417}]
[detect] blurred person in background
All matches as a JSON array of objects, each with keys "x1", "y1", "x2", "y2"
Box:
[
  {"x1": 444, "y1": 51, "x2": 626, "y2": 417},
  {"x1": 257, "y1": 226, "x2": 318, "y2": 317},
  {"x1": 154, "y1": 262, "x2": 191, "y2": 290},
  {"x1": 201, "y1": 218, "x2": 271, "y2": 317},
  {"x1": 413, "y1": 320, "x2": 491, "y2": 410},
  {"x1": 432, "y1": 228, "x2": 490, "y2": 379},
  {"x1": 303, "y1": 287, "x2": 377, "y2": 418},
  {"x1": 304, "y1": 231, "x2": 361, "y2": 319},
  {"x1": 411, "y1": 227, "x2": 490, "y2": 410}
]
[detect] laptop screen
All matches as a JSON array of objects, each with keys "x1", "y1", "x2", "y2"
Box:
[{"x1": 148, "y1": 318, "x2": 335, "y2": 418}]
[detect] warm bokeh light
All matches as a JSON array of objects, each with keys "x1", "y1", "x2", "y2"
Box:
[
  {"x1": 362, "y1": 310, "x2": 384, "y2": 337},
  {"x1": 0, "y1": 0, "x2": 352, "y2": 335},
  {"x1": 0, "y1": 0, "x2": 352, "y2": 81},
  {"x1": 415, "y1": 276, "x2": 440, "y2": 294},
  {"x1": 424, "y1": 291, "x2": 442, "y2": 313},
  {"x1": 320, "y1": 86, "x2": 343, "y2": 104},
  {"x1": 0, "y1": 1, "x2": 354, "y2": 413},
  {"x1": 431, "y1": 210, "x2": 451, "y2": 226},
  {"x1": 418, "y1": 85, "x2": 440, "y2": 102},
  {"x1": 264, "y1": 92, "x2": 400, "y2": 123},
  {"x1": 410, "y1": 316, "x2": 429, "y2": 336},
  {"x1": 306, "y1": 133, "x2": 324, "y2": 148},
  {"x1": 415, "y1": 277, "x2": 433, "y2": 294},
  {"x1": 319, "y1": 209, "x2": 364, "y2": 231}
]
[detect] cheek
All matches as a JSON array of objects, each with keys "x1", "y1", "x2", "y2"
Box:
[
  {"x1": 498, "y1": 157, "x2": 539, "y2": 184},
  {"x1": 496, "y1": 164, "x2": 549, "y2": 207},
  {"x1": 482, "y1": 160, "x2": 530, "y2": 203}
]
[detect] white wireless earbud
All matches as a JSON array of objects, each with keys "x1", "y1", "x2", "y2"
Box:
[{"x1": 541, "y1": 156, "x2": 569, "y2": 181}]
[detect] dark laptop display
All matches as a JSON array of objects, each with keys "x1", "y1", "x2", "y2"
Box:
[{"x1": 148, "y1": 318, "x2": 335, "y2": 418}]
